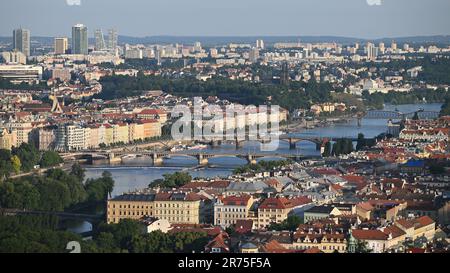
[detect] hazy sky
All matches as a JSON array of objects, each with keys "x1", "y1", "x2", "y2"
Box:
[{"x1": 1, "y1": 0, "x2": 449, "y2": 38}]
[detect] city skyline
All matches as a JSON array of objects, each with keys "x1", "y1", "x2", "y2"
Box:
[{"x1": 1, "y1": 0, "x2": 450, "y2": 39}]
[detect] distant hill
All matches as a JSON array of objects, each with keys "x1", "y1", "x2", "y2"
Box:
[{"x1": 0, "y1": 35, "x2": 449, "y2": 47}]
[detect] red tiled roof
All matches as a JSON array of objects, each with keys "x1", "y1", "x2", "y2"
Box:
[
  {"x1": 352, "y1": 229, "x2": 388, "y2": 241},
  {"x1": 234, "y1": 220, "x2": 253, "y2": 234}
]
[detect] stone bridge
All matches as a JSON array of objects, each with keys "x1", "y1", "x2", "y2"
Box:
[{"x1": 85, "y1": 151, "x2": 315, "y2": 166}]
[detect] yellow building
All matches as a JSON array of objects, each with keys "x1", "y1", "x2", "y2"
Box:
[
  {"x1": 395, "y1": 216, "x2": 436, "y2": 242},
  {"x1": 103, "y1": 124, "x2": 113, "y2": 146},
  {"x1": 287, "y1": 232, "x2": 348, "y2": 253},
  {"x1": 141, "y1": 120, "x2": 162, "y2": 139},
  {"x1": 129, "y1": 122, "x2": 145, "y2": 142},
  {"x1": 112, "y1": 123, "x2": 129, "y2": 144},
  {"x1": 6, "y1": 122, "x2": 32, "y2": 147},
  {"x1": 0, "y1": 128, "x2": 15, "y2": 150},
  {"x1": 107, "y1": 192, "x2": 202, "y2": 225}
]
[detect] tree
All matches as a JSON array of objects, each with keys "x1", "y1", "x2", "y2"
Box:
[
  {"x1": 152, "y1": 172, "x2": 192, "y2": 188},
  {"x1": 356, "y1": 133, "x2": 365, "y2": 151},
  {"x1": 85, "y1": 171, "x2": 115, "y2": 202},
  {"x1": 10, "y1": 155, "x2": 21, "y2": 174},
  {"x1": 39, "y1": 151, "x2": 63, "y2": 168},
  {"x1": 12, "y1": 143, "x2": 40, "y2": 172},
  {"x1": 0, "y1": 149, "x2": 13, "y2": 178},
  {"x1": 322, "y1": 142, "x2": 332, "y2": 157},
  {"x1": 268, "y1": 215, "x2": 303, "y2": 231},
  {"x1": 355, "y1": 240, "x2": 372, "y2": 253},
  {"x1": 70, "y1": 163, "x2": 85, "y2": 182}
]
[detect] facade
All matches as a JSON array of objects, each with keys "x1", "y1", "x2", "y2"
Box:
[
  {"x1": 288, "y1": 231, "x2": 347, "y2": 253},
  {"x1": 0, "y1": 128, "x2": 15, "y2": 150},
  {"x1": 1, "y1": 51, "x2": 27, "y2": 64},
  {"x1": 51, "y1": 68, "x2": 71, "y2": 82},
  {"x1": 257, "y1": 196, "x2": 311, "y2": 229},
  {"x1": 94, "y1": 29, "x2": 106, "y2": 51},
  {"x1": 108, "y1": 29, "x2": 118, "y2": 51},
  {"x1": 303, "y1": 206, "x2": 342, "y2": 223},
  {"x1": 107, "y1": 192, "x2": 202, "y2": 225},
  {"x1": 214, "y1": 195, "x2": 254, "y2": 228},
  {"x1": 395, "y1": 216, "x2": 436, "y2": 242},
  {"x1": 72, "y1": 24, "x2": 88, "y2": 55},
  {"x1": 54, "y1": 37, "x2": 69, "y2": 55},
  {"x1": 55, "y1": 124, "x2": 88, "y2": 151},
  {"x1": 5, "y1": 122, "x2": 32, "y2": 147},
  {"x1": 137, "y1": 109, "x2": 168, "y2": 124},
  {"x1": 0, "y1": 65, "x2": 43, "y2": 82},
  {"x1": 141, "y1": 217, "x2": 172, "y2": 233},
  {"x1": 38, "y1": 128, "x2": 56, "y2": 151},
  {"x1": 13, "y1": 28, "x2": 30, "y2": 57}
]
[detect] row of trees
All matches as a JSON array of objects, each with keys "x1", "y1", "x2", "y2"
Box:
[
  {"x1": 0, "y1": 216, "x2": 211, "y2": 253},
  {"x1": 0, "y1": 143, "x2": 63, "y2": 179},
  {"x1": 0, "y1": 164, "x2": 114, "y2": 211},
  {"x1": 233, "y1": 160, "x2": 292, "y2": 175},
  {"x1": 97, "y1": 74, "x2": 334, "y2": 111},
  {"x1": 0, "y1": 215, "x2": 82, "y2": 253},
  {"x1": 363, "y1": 88, "x2": 449, "y2": 110},
  {"x1": 83, "y1": 219, "x2": 210, "y2": 253},
  {"x1": 440, "y1": 97, "x2": 450, "y2": 116},
  {"x1": 150, "y1": 172, "x2": 192, "y2": 188},
  {"x1": 322, "y1": 139, "x2": 354, "y2": 157}
]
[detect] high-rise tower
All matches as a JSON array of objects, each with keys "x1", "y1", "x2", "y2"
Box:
[
  {"x1": 13, "y1": 28, "x2": 31, "y2": 57},
  {"x1": 95, "y1": 29, "x2": 106, "y2": 51},
  {"x1": 72, "y1": 24, "x2": 88, "y2": 55},
  {"x1": 108, "y1": 29, "x2": 118, "y2": 51}
]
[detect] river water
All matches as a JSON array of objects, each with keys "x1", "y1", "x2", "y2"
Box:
[{"x1": 68, "y1": 103, "x2": 442, "y2": 233}]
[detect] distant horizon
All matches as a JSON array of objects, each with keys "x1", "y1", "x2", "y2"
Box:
[{"x1": 1, "y1": 34, "x2": 450, "y2": 42}]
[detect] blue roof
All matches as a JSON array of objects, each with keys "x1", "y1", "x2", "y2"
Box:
[{"x1": 405, "y1": 160, "x2": 425, "y2": 167}]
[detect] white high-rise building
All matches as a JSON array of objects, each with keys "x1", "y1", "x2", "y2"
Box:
[
  {"x1": 194, "y1": 42, "x2": 202, "y2": 52},
  {"x1": 391, "y1": 41, "x2": 398, "y2": 52},
  {"x1": 256, "y1": 39, "x2": 265, "y2": 50},
  {"x1": 108, "y1": 29, "x2": 118, "y2": 51},
  {"x1": 367, "y1": 42, "x2": 378, "y2": 61},
  {"x1": 95, "y1": 29, "x2": 106, "y2": 51},
  {"x1": 1, "y1": 51, "x2": 27, "y2": 64},
  {"x1": 379, "y1": 42, "x2": 385, "y2": 54},
  {"x1": 249, "y1": 47, "x2": 260, "y2": 63}
]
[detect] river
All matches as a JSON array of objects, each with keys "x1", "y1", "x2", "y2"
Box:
[{"x1": 67, "y1": 103, "x2": 442, "y2": 234}]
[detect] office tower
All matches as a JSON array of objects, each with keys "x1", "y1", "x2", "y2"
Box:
[
  {"x1": 367, "y1": 42, "x2": 378, "y2": 61},
  {"x1": 155, "y1": 47, "x2": 162, "y2": 65},
  {"x1": 391, "y1": 41, "x2": 398, "y2": 52},
  {"x1": 72, "y1": 24, "x2": 88, "y2": 55},
  {"x1": 403, "y1": 43, "x2": 410, "y2": 51},
  {"x1": 210, "y1": 48, "x2": 218, "y2": 58},
  {"x1": 95, "y1": 29, "x2": 106, "y2": 51},
  {"x1": 249, "y1": 47, "x2": 260, "y2": 63},
  {"x1": 108, "y1": 29, "x2": 118, "y2": 51},
  {"x1": 54, "y1": 37, "x2": 68, "y2": 55},
  {"x1": 194, "y1": 42, "x2": 202, "y2": 52},
  {"x1": 256, "y1": 39, "x2": 265, "y2": 50},
  {"x1": 280, "y1": 62, "x2": 290, "y2": 85},
  {"x1": 379, "y1": 42, "x2": 385, "y2": 54},
  {"x1": 13, "y1": 28, "x2": 31, "y2": 57}
]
